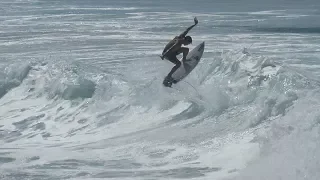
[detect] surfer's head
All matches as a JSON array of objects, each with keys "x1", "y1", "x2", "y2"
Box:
[{"x1": 184, "y1": 36, "x2": 192, "y2": 45}]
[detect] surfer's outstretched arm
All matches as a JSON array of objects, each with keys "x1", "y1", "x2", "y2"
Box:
[{"x1": 179, "y1": 17, "x2": 198, "y2": 38}]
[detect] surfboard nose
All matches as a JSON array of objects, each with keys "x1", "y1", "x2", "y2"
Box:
[{"x1": 198, "y1": 41, "x2": 205, "y2": 53}]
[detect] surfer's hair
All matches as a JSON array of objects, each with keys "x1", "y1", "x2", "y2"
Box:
[{"x1": 185, "y1": 36, "x2": 192, "y2": 43}]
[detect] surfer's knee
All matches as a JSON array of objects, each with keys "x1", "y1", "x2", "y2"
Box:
[
  {"x1": 182, "y1": 47, "x2": 189, "y2": 56},
  {"x1": 181, "y1": 47, "x2": 189, "y2": 53},
  {"x1": 176, "y1": 60, "x2": 181, "y2": 67}
]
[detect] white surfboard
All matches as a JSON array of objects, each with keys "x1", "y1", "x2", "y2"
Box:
[{"x1": 171, "y1": 41, "x2": 205, "y2": 83}]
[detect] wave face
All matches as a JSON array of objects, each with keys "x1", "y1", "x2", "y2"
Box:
[{"x1": 1, "y1": 0, "x2": 320, "y2": 179}]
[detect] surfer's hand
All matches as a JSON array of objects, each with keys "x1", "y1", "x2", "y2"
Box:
[{"x1": 194, "y1": 17, "x2": 198, "y2": 25}]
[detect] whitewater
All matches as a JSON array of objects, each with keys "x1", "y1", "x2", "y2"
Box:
[{"x1": 1, "y1": 0, "x2": 320, "y2": 179}]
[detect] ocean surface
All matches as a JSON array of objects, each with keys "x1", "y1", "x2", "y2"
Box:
[{"x1": 1, "y1": 0, "x2": 320, "y2": 179}]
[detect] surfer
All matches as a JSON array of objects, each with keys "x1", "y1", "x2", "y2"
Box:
[{"x1": 160, "y1": 17, "x2": 198, "y2": 84}]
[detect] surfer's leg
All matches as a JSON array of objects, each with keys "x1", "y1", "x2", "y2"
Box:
[
  {"x1": 177, "y1": 47, "x2": 189, "y2": 62},
  {"x1": 166, "y1": 56, "x2": 181, "y2": 79}
]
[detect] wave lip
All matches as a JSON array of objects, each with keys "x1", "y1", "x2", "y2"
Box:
[
  {"x1": 50, "y1": 77, "x2": 96, "y2": 100},
  {"x1": 0, "y1": 64, "x2": 31, "y2": 99},
  {"x1": 62, "y1": 78, "x2": 96, "y2": 100}
]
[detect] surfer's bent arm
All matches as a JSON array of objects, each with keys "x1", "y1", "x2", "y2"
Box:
[{"x1": 178, "y1": 17, "x2": 198, "y2": 38}]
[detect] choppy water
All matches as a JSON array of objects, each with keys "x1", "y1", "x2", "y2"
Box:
[{"x1": 1, "y1": 0, "x2": 320, "y2": 179}]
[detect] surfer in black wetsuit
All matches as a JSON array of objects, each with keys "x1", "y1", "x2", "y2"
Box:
[{"x1": 160, "y1": 17, "x2": 198, "y2": 86}]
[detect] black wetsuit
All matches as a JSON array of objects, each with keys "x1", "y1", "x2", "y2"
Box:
[{"x1": 161, "y1": 36, "x2": 184, "y2": 79}]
